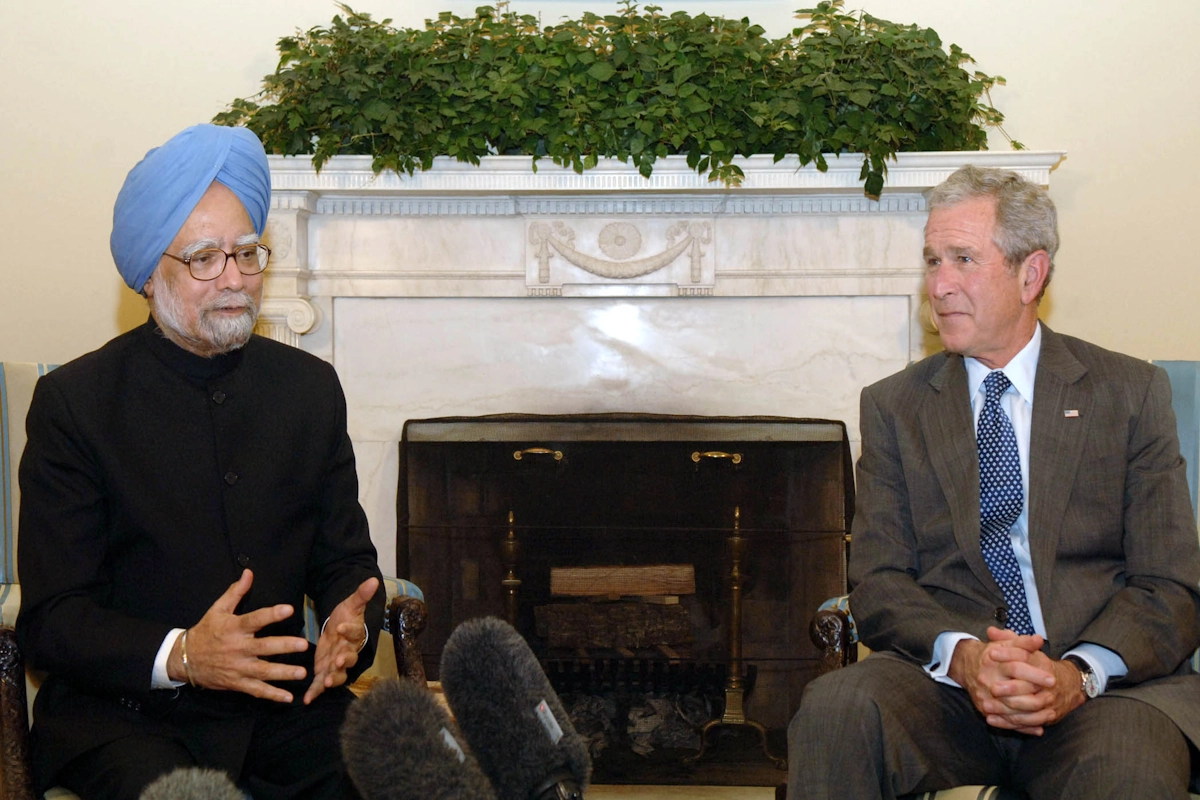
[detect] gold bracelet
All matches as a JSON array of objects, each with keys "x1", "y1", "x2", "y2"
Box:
[
  {"x1": 319, "y1": 618, "x2": 370, "y2": 653},
  {"x1": 181, "y1": 629, "x2": 198, "y2": 688}
]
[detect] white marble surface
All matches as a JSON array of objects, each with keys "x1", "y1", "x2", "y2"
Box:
[
  {"x1": 351, "y1": 440, "x2": 398, "y2": 575},
  {"x1": 715, "y1": 212, "x2": 925, "y2": 274},
  {"x1": 311, "y1": 215, "x2": 525, "y2": 284},
  {"x1": 337, "y1": 295, "x2": 908, "y2": 439},
  {"x1": 342, "y1": 295, "x2": 910, "y2": 564},
  {"x1": 297, "y1": 195, "x2": 930, "y2": 301}
]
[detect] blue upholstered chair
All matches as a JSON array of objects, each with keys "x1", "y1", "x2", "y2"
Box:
[
  {"x1": 1, "y1": 361, "x2": 427, "y2": 799},
  {"x1": 805, "y1": 361, "x2": 1200, "y2": 800}
]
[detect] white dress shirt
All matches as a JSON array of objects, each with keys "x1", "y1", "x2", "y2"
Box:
[
  {"x1": 924, "y1": 323, "x2": 1128, "y2": 692},
  {"x1": 152, "y1": 628, "x2": 186, "y2": 689}
]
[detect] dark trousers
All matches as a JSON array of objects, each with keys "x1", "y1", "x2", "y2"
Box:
[
  {"x1": 788, "y1": 652, "x2": 1194, "y2": 800},
  {"x1": 55, "y1": 688, "x2": 361, "y2": 800}
]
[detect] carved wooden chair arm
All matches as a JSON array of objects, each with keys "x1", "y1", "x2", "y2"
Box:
[
  {"x1": 387, "y1": 594, "x2": 428, "y2": 685},
  {"x1": 809, "y1": 607, "x2": 857, "y2": 673},
  {"x1": 0, "y1": 626, "x2": 36, "y2": 800}
]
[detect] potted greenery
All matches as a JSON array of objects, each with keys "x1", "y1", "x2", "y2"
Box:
[{"x1": 216, "y1": 0, "x2": 1018, "y2": 197}]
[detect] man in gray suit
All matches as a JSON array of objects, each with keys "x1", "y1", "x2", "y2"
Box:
[{"x1": 788, "y1": 165, "x2": 1200, "y2": 798}]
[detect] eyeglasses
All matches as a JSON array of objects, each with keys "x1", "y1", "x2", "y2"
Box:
[{"x1": 161, "y1": 243, "x2": 272, "y2": 281}]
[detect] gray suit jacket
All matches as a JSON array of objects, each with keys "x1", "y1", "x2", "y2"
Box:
[{"x1": 848, "y1": 325, "x2": 1200, "y2": 747}]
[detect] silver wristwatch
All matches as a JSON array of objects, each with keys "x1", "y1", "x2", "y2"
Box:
[{"x1": 1065, "y1": 655, "x2": 1100, "y2": 699}]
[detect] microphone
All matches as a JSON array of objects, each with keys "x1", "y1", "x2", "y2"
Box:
[
  {"x1": 440, "y1": 617, "x2": 591, "y2": 800},
  {"x1": 138, "y1": 767, "x2": 244, "y2": 800},
  {"x1": 341, "y1": 678, "x2": 498, "y2": 800}
]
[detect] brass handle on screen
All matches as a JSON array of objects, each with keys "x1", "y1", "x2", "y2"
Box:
[
  {"x1": 691, "y1": 450, "x2": 742, "y2": 464},
  {"x1": 513, "y1": 448, "x2": 563, "y2": 461}
]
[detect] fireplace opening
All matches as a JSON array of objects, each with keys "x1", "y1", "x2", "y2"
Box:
[{"x1": 397, "y1": 413, "x2": 853, "y2": 785}]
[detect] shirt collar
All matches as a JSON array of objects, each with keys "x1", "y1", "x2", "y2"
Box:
[{"x1": 965, "y1": 321, "x2": 1042, "y2": 406}]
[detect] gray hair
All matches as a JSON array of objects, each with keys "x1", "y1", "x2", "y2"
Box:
[{"x1": 926, "y1": 164, "x2": 1059, "y2": 298}]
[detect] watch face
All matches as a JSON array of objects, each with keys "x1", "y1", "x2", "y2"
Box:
[{"x1": 1068, "y1": 657, "x2": 1100, "y2": 698}]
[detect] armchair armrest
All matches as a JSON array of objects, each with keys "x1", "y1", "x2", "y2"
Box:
[
  {"x1": 809, "y1": 595, "x2": 858, "y2": 673},
  {"x1": 0, "y1": 625, "x2": 36, "y2": 800},
  {"x1": 386, "y1": 595, "x2": 428, "y2": 685}
]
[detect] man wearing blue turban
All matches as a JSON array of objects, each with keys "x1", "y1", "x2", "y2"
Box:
[{"x1": 17, "y1": 124, "x2": 384, "y2": 799}]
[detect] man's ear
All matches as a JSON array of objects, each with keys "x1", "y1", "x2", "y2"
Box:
[
  {"x1": 142, "y1": 275, "x2": 155, "y2": 299},
  {"x1": 1019, "y1": 250, "x2": 1050, "y2": 305}
]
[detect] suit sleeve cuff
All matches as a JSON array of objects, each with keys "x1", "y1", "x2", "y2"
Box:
[{"x1": 926, "y1": 631, "x2": 978, "y2": 688}]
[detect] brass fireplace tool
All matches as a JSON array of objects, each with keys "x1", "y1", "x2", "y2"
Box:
[
  {"x1": 502, "y1": 510, "x2": 521, "y2": 628},
  {"x1": 686, "y1": 506, "x2": 787, "y2": 770}
]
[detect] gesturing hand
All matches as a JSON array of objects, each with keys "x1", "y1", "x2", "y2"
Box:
[
  {"x1": 303, "y1": 576, "x2": 380, "y2": 705},
  {"x1": 169, "y1": 569, "x2": 311, "y2": 703}
]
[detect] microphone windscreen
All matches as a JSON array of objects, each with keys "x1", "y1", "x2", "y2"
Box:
[
  {"x1": 440, "y1": 617, "x2": 591, "y2": 800},
  {"x1": 341, "y1": 678, "x2": 498, "y2": 800},
  {"x1": 138, "y1": 767, "x2": 244, "y2": 800}
]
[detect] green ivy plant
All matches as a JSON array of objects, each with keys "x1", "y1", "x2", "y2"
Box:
[{"x1": 215, "y1": 0, "x2": 1020, "y2": 197}]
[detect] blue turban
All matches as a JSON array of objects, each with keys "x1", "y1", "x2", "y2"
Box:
[{"x1": 111, "y1": 124, "x2": 271, "y2": 293}]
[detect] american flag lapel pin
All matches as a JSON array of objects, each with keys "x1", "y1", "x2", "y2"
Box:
[{"x1": 1063, "y1": 409, "x2": 1080, "y2": 418}]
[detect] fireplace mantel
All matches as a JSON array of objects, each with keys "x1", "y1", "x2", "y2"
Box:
[
  {"x1": 257, "y1": 150, "x2": 1063, "y2": 348},
  {"x1": 253, "y1": 150, "x2": 1064, "y2": 573},
  {"x1": 266, "y1": 150, "x2": 1060, "y2": 195}
]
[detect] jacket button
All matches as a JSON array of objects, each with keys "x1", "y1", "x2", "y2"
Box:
[
  {"x1": 237, "y1": 554, "x2": 251, "y2": 567},
  {"x1": 212, "y1": 390, "x2": 226, "y2": 404},
  {"x1": 224, "y1": 471, "x2": 238, "y2": 486},
  {"x1": 994, "y1": 607, "x2": 1008, "y2": 625}
]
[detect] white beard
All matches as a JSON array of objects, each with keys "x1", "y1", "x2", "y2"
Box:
[{"x1": 149, "y1": 272, "x2": 259, "y2": 357}]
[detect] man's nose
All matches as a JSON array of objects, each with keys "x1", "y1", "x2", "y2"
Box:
[
  {"x1": 926, "y1": 263, "x2": 954, "y2": 298},
  {"x1": 214, "y1": 254, "x2": 245, "y2": 290}
]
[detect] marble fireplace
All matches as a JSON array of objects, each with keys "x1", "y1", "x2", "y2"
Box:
[{"x1": 254, "y1": 150, "x2": 1064, "y2": 583}]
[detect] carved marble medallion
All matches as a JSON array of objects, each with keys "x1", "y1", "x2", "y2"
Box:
[{"x1": 527, "y1": 218, "x2": 715, "y2": 294}]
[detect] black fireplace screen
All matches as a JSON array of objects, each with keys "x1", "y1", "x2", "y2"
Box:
[{"x1": 396, "y1": 413, "x2": 852, "y2": 732}]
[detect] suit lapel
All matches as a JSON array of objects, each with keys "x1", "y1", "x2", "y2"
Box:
[
  {"x1": 919, "y1": 354, "x2": 997, "y2": 592},
  {"x1": 1028, "y1": 326, "x2": 1090, "y2": 631}
]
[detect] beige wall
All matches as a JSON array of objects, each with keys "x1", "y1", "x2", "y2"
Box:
[{"x1": 2, "y1": 0, "x2": 1197, "y2": 364}]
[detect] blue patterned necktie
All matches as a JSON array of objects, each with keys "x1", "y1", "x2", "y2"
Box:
[{"x1": 977, "y1": 371, "x2": 1035, "y2": 635}]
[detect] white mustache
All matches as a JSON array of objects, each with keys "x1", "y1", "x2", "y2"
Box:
[{"x1": 202, "y1": 291, "x2": 256, "y2": 313}]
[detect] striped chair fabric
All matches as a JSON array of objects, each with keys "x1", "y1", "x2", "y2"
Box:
[
  {"x1": 903, "y1": 790, "x2": 1023, "y2": 800},
  {"x1": 1, "y1": 362, "x2": 55, "y2": 591},
  {"x1": 1159, "y1": 361, "x2": 1200, "y2": 676}
]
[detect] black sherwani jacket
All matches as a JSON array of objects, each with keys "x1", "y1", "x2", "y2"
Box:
[
  {"x1": 16, "y1": 320, "x2": 384, "y2": 789},
  {"x1": 848, "y1": 326, "x2": 1200, "y2": 750}
]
